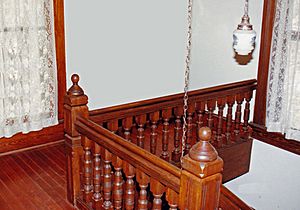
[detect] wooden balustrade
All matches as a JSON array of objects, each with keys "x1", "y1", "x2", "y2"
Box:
[{"x1": 65, "y1": 74, "x2": 256, "y2": 210}]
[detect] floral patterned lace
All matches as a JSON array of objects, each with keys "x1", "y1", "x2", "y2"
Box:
[
  {"x1": 266, "y1": 0, "x2": 300, "y2": 140},
  {"x1": 0, "y1": 0, "x2": 57, "y2": 138}
]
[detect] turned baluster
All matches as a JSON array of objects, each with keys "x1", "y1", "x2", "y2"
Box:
[
  {"x1": 82, "y1": 136, "x2": 93, "y2": 203},
  {"x1": 123, "y1": 161, "x2": 136, "y2": 210},
  {"x1": 102, "y1": 149, "x2": 112, "y2": 209},
  {"x1": 150, "y1": 178, "x2": 165, "y2": 210},
  {"x1": 184, "y1": 104, "x2": 195, "y2": 155},
  {"x1": 93, "y1": 143, "x2": 102, "y2": 210},
  {"x1": 225, "y1": 96, "x2": 235, "y2": 144},
  {"x1": 123, "y1": 117, "x2": 133, "y2": 142},
  {"x1": 161, "y1": 108, "x2": 172, "y2": 161},
  {"x1": 149, "y1": 111, "x2": 160, "y2": 154},
  {"x1": 172, "y1": 106, "x2": 183, "y2": 163},
  {"x1": 243, "y1": 91, "x2": 253, "y2": 134},
  {"x1": 112, "y1": 155, "x2": 123, "y2": 209},
  {"x1": 207, "y1": 100, "x2": 216, "y2": 135},
  {"x1": 195, "y1": 101, "x2": 205, "y2": 142},
  {"x1": 216, "y1": 98, "x2": 225, "y2": 147},
  {"x1": 166, "y1": 188, "x2": 178, "y2": 210},
  {"x1": 136, "y1": 170, "x2": 150, "y2": 210},
  {"x1": 136, "y1": 114, "x2": 147, "y2": 148},
  {"x1": 234, "y1": 94, "x2": 244, "y2": 140}
]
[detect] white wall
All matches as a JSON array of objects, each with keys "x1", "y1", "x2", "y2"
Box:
[
  {"x1": 64, "y1": 0, "x2": 263, "y2": 109},
  {"x1": 189, "y1": 0, "x2": 263, "y2": 89},
  {"x1": 64, "y1": 1, "x2": 300, "y2": 209},
  {"x1": 225, "y1": 140, "x2": 300, "y2": 210}
]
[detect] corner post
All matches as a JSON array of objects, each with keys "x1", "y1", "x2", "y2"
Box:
[
  {"x1": 179, "y1": 127, "x2": 223, "y2": 210},
  {"x1": 64, "y1": 74, "x2": 89, "y2": 205}
]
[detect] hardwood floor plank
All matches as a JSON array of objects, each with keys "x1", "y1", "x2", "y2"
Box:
[
  {"x1": 0, "y1": 159, "x2": 38, "y2": 210},
  {"x1": 0, "y1": 143, "x2": 75, "y2": 210}
]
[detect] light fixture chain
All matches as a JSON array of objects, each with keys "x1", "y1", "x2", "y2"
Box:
[
  {"x1": 181, "y1": 0, "x2": 193, "y2": 165},
  {"x1": 244, "y1": 0, "x2": 249, "y2": 16}
]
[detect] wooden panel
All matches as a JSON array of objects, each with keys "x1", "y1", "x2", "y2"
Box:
[
  {"x1": 0, "y1": 123, "x2": 64, "y2": 154},
  {"x1": 219, "y1": 139, "x2": 253, "y2": 183}
]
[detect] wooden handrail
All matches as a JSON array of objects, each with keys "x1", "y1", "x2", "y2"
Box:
[
  {"x1": 89, "y1": 79, "x2": 257, "y2": 122},
  {"x1": 75, "y1": 116, "x2": 181, "y2": 192}
]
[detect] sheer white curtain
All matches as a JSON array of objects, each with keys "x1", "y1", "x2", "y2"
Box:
[
  {"x1": 266, "y1": 0, "x2": 300, "y2": 140},
  {"x1": 0, "y1": 0, "x2": 57, "y2": 138}
]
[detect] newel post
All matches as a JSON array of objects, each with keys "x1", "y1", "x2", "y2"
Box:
[
  {"x1": 179, "y1": 127, "x2": 223, "y2": 210},
  {"x1": 64, "y1": 74, "x2": 89, "y2": 205}
]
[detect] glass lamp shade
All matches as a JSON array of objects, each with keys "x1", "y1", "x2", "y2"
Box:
[{"x1": 233, "y1": 28, "x2": 256, "y2": 55}]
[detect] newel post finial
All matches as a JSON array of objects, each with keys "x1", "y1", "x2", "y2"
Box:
[
  {"x1": 67, "y1": 74, "x2": 84, "y2": 96},
  {"x1": 189, "y1": 127, "x2": 218, "y2": 162},
  {"x1": 179, "y1": 127, "x2": 223, "y2": 210}
]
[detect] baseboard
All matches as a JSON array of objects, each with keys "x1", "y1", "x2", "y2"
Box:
[
  {"x1": 250, "y1": 122, "x2": 300, "y2": 155},
  {"x1": 0, "y1": 122, "x2": 64, "y2": 154}
]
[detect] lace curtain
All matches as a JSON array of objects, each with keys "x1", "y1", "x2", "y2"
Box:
[
  {"x1": 0, "y1": 0, "x2": 57, "y2": 138},
  {"x1": 266, "y1": 0, "x2": 300, "y2": 140}
]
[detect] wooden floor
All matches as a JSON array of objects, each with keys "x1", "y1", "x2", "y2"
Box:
[{"x1": 0, "y1": 143, "x2": 76, "y2": 210}]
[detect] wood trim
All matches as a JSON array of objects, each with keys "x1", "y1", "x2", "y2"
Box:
[
  {"x1": 54, "y1": 0, "x2": 67, "y2": 120},
  {"x1": 75, "y1": 116, "x2": 181, "y2": 192},
  {"x1": 0, "y1": 123, "x2": 64, "y2": 154},
  {"x1": 0, "y1": 0, "x2": 66, "y2": 154},
  {"x1": 219, "y1": 185, "x2": 254, "y2": 210},
  {"x1": 251, "y1": 123, "x2": 300, "y2": 155},
  {"x1": 90, "y1": 79, "x2": 257, "y2": 123},
  {"x1": 253, "y1": 0, "x2": 276, "y2": 126},
  {"x1": 252, "y1": 1, "x2": 300, "y2": 154}
]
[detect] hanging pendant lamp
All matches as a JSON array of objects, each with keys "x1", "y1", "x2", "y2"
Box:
[{"x1": 233, "y1": 0, "x2": 256, "y2": 55}]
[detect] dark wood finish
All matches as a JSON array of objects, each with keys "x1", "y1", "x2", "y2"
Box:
[
  {"x1": 0, "y1": 144, "x2": 75, "y2": 210},
  {"x1": 165, "y1": 188, "x2": 178, "y2": 210},
  {"x1": 89, "y1": 79, "x2": 257, "y2": 123},
  {"x1": 54, "y1": 0, "x2": 67, "y2": 120},
  {"x1": 136, "y1": 115, "x2": 147, "y2": 149},
  {"x1": 0, "y1": 123, "x2": 64, "y2": 154},
  {"x1": 102, "y1": 149, "x2": 113, "y2": 209},
  {"x1": 150, "y1": 178, "x2": 165, "y2": 210},
  {"x1": 253, "y1": 0, "x2": 276, "y2": 126},
  {"x1": 112, "y1": 155, "x2": 124, "y2": 209},
  {"x1": 150, "y1": 112, "x2": 159, "y2": 155},
  {"x1": 251, "y1": 0, "x2": 300, "y2": 154},
  {"x1": 219, "y1": 139, "x2": 253, "y2": 183},
  {"x1": 251, "y1": 123, "x2": 300, "y2": 155},
  {"x1": 82, "y1": 136, "x2": 93, "y2": 202},
  {"x1": 179, "y1": 127, "x2": 223, "y2": 210},
  {"x1": 75, "y1": 116, "x2": 181, "y2": 192},
  {"x1": 161, "y1": 109, "x2": 172, "y2": 160},
  {"x1": 172, "y1": 106, "x2": 183, "y2": 163},
  {"x1": 0, "y1": 0, "x2": 67, "y2": 154},
  {"x1": 136, "y1": 170, "x2": 150, "y2": 210},
  {"x1": 92, "y1": 142, "x2": 102, "y2": 210},
  {"x1": 234, "y1": 94, "x2": 244, "y2": 139},
  {"x1": 226, "y1": 96, "x2": 235, "y2": 144},
  {"x1": 64, "y1": 75, "x2": 89, "y2": 204},
  {"x1": 219, "y1": 185, "x2": 254, "y2": 210},
  {"x1": 123, "y1": 161, "x2": 136, "y2": 210},
  {"x1": 65, "y1": 75, "x2": 255, "y2": 209}
]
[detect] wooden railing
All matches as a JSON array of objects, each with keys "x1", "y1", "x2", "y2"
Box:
[{"x1": 64, "y1": 74, "x2": 256, "y2": 209}]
